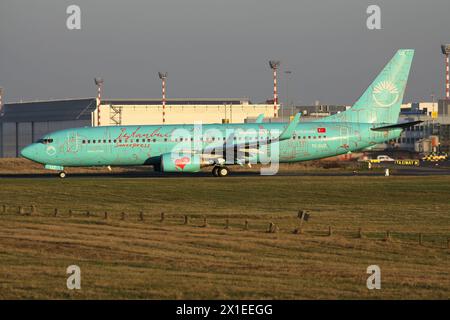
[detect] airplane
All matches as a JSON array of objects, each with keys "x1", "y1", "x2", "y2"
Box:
[{"x1": 21, "y1": 49, "x2": 420, "y2": 178}]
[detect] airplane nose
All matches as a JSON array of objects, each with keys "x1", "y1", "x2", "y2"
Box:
[{"x1": 20, "y1": 145, "x2": 36, "y2": 160}]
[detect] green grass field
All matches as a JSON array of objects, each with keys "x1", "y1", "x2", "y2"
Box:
[{"x1": 0, "y1": 175, "x2": 449, "y2": 299}]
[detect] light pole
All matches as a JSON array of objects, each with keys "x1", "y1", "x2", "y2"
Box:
[
  {"x1": 269, "y1": 60, "x2": 281, "y2": 119},
  {"x1": 284, "y1": 70, "x2": 292, "y2": 122},
  {"x1": 158, "y1": 72, "x2": 168, "y2": 124},
  {"x1": 94, "y1": 77, "x2": 104, "y2": 126},
  {"x1": 441, "y1": 44, "x2": 450, "y2": 100}
]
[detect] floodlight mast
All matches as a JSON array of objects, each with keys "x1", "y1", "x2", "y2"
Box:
[
  {"x1": 269, "y1": 60, "x2": 281, "y2": 118},
  {"x1": 158, "y1": 72, "x2": 168, "y2": 123},
  {"x1": 442, "y1": 44, "x2": 450, "y2": 100},
  {"x1": 94, "y1": 77, "x2": 104, "y2": 126}
]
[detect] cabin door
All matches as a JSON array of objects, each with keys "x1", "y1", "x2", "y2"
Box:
[{"x1": 65, "y1": 131, "x2": 80, "y2": 154}]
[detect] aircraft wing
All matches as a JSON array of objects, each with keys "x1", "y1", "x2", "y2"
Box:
[{"x1": 201, "y1": 113, "x2": 301, "y2": 161}]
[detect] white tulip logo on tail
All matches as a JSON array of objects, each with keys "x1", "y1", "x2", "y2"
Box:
[{"x1": 372, "y1": 81, "x2": 399, "y2": 107}]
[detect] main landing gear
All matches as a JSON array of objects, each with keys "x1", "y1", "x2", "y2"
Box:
[
  {"x1": 58, "y1": 171, "x2": 67, "y2": 179},
  {"x1": 212, "y1": 166, "x2": 229, "y2": 177}
]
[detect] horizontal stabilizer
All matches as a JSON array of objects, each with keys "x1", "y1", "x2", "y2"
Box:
[{"x1": 371, "y1": 120, "x2": 423, "y2": 131}]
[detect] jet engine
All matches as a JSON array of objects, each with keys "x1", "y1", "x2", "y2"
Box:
[{"x1": 160, "y1": 153, "x2": 203, "y2": 172}]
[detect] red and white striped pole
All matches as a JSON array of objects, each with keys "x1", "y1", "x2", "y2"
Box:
[
  {"x1": 446, "y1": 53, "x2": 449, "y2": 99},
  {"x1": 273, "y1": 68, "x2": 278, "y2": 117},
  {"x1": 159, "y1": 72, "x2": 168, "y2": 124},
  {"x1": 94, "y1": 78, "x2": 104, "y2": 126},
  {"x1": 442, "y1": 45, "x2": 450, "y2": 100},
  {"x1": 269, "y1": 60, "x2": 280, "y2": 118}
]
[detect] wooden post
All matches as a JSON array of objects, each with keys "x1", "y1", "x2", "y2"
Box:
[
  {"x1": 268, "y1": 222, "x2": 274, "y2": 233},
  {"x1": 447, "y1": 238, "x2": 450, "y2": 249},
  {"x1": 31, "y1": 205, "x2": 36, "y2": 216},
  {"x1": 86, "y1": 211, "x2": 90, "y2": 217},
  {"x1": 202, "y1": 217, "x2": 208, "y2": 228},
  {"x1": 18, "y1": 206, "x2": 23, "y2": 215},
  {"x1": 68, "y1": 209, "x2": 73, "y2": 218},
  {"x1": 328, "y1": 226, "x2": 333, "y2": 237},
  {"x1": 139, "y1": 211, "x2": 144, "y2": 222},
  {"x1": 358, "y1": 228, "x2": 363, "y2": 239},
  {"x1": 419, "y1": 233, "x2": 423, "y2": 246},
  {"x1": 244, "y1": 220, "x2": 249, "y2": 231},
  {"x1": 2, "y1": 204, "x2": 6, "y2": 214},
  {"x1": 184, "y1": 215, "x2": 189, "y2": 225},
  {"x1": 104, "y1": 212, "x2": 108, "y2": 220},
  {"x1": 225, "y1": 219, "x2": 230, "y2": 229},
  {"x1": 386, "y1": 230, "x2": 391, "y2": 242},
  {"x1": 54, "y1": 208, "x2": 58, "y2": 217},
  {"x1": 160, "y1": 212, "x2": 165, "y2": 222},
  {"x1": 121, "y1": 212, "x2": 126, "y2": 220}
]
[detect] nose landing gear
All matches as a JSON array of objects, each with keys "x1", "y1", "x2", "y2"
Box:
[
  {"x1": 58, "y1": 171, "x2": 67, "y2": 179},
  {"x1": 212, "y1": 166, "x2": 229, "y2": 177}
]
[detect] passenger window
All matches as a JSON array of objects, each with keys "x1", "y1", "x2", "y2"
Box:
[
  {"x1": 82, "y1": 140, "x2": 86, "y2": 144},
  {"x1": 153, "y1": 139, "x2": 156, "y2": 142}
]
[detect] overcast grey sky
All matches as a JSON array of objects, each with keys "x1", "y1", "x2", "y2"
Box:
[{"x1": 0, "y1": 0, "x2": 449, "y2": 105}]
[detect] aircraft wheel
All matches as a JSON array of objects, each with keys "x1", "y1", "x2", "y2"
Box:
[
  {"x1": 59, "y1": 171, "x2": 67, "y2": 179},
  {"x1": 212, "y1": 166, "x2": 219, "y2": 177},
  {"x1": 217, "y1": 166, "x2": 229, "y2": 177}
]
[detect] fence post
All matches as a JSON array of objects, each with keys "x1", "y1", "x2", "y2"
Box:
[
  {"x1": 202, "y1": 217, "x2": 208, "y2": 228},
  {"x1": 244, "y1": 220, "x2": 249, "y2": 231},
  {"x1": 419, "y1": 233, "x2": 423, "y2": 246},
  {"x1": 121, "y1": 212, "x2": 127, "y2": 220},
  {"x1": 104, "y1": 212, "x2": 108, "y2": 220},
  {"x1": 139, "y1": 211, "x2": 144, "y2": 222},
  {"x1": 225, "y1": 219, "x2": 230, "y2": 229},
  {"x1": 18, "y1": 206, "x2": 23, "y2": 215},
  {"x1": 54, "y1": 208, "x2": 58, "y2": 217},
  {"x1": 385, "y1": 230, "x2": 391, "y2": 242},
  {"x1": 328, "y1": 226, "x2": 333, "y2": 237},
  {"x1": 86, "y1": 211, "x2": 90, "y2": 217},
  {"x1": 358, "y1": 228, "x2": 363, "y2": 239},
  {"x1": 68, "y1": 210, "x2": 73, "y2": 218},
  {"x1": 447, "y1": 238, "x2": 450, "y2": 249},
  {"x1": 31, "y1": 205, "x2": 36, "y2": 216},
  {"x1": 2, "y1": 205, "x2": 6, "y2": 214},
  {"x1": 184, "y1": 215, "x2": 189, "y2": 225},
  {"x1": 160, "y1": 212, "x2": 165, "y2": 222}
]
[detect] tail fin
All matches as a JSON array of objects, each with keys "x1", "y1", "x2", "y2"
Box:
[{"x1": 319, "y1": 49, "x2": 414, "y2": 124}]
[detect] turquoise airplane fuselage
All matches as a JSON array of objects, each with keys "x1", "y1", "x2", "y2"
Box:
[{"x1": 21, "y1": 122, "x2": 400, "y2": 168}]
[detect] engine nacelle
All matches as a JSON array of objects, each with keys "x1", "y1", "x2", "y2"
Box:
[{"x1": 160, "y1": 153, "x2": 202, "y2": 173}]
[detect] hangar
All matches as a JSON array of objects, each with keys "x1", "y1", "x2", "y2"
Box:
[{"x1": 0, "y1": 98, "x2": 274, "y2": 157}]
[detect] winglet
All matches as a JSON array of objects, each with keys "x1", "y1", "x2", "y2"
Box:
[
  {"x1": 255, "y1": 114, "x2": 264, "y2": 123},
  {"x1": 278, "y1": 113, "x2": 301, "y2": 140}
]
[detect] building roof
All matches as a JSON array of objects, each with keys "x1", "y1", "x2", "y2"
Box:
[
  {"x1": 0, "y1": 98, "x2": 97, "y2": 122},
  {"x1": 102, "y1": 98, "x2": 251, "y2": 105},
  {"x1": 0, "y1": 97, "x2": 257, "y2": 122}
]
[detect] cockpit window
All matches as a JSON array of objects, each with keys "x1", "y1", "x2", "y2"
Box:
[{"x1": 39, "y1": 138, "x2": 54, "y2": 144}]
